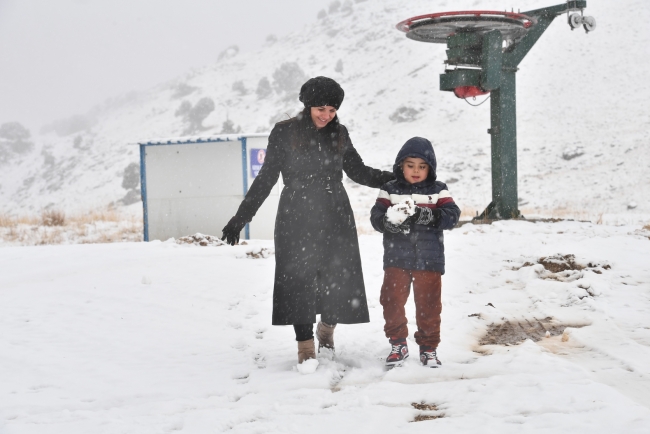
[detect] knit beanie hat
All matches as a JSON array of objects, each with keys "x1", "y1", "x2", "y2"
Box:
[{"x1": 299, "y1": 76, "x2": 345, "y2": 109}]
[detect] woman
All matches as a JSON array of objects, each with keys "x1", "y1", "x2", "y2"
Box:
[{"x1": 221, "y1": 77, "x2": 393, "y2": 363}]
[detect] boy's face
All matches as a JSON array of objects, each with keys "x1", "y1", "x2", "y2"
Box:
[{"x1": 402, "y1": 157, "x2": 429, "y2": 184}]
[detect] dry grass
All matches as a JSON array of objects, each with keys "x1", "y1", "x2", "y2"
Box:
[
  {"x1": 0, "y1": 214, "x2": 13, "y2": 227},
  {"x1": 41, "y1": 209, "x2": 66, "y2": 226},
  {"x1": 519, "y1": 206, "x2": 607, "y2": 224},
  {"x1": 73, "y1": 209, "x2": 132, "y2": 225},
  {"x1": 0, "y1": 213, "x2": 39, "y2": 226},
  {"x1": 0, "y1": 208, "x2": 142, "y2": 246},
  {"x1": 459, "y1": 206, "x2": 478, "y2": 221},
  {"x1": 643, "y1": 223, "x2": 650, "y2": 231}
]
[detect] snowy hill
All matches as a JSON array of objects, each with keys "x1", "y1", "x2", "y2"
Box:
[
  {"x1": 2, "y1": 221, "x2": 650, "y2": 432},
  {"x1": 1, "y1": 0, "x2": 649, "y2": 227}
]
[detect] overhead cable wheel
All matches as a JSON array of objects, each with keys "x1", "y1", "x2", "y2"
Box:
[
  {"x1": 396, "y1": 11, "x2": 535, "y2": 44},
  {"x1": 569, "y1": 13, "x2": 583, "y2": 29},
  {"x1": 582, "y1": 16, "x2": 596, "y2": 32}
]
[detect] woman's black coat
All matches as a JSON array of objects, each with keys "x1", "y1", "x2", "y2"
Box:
[{"x1": 233, "y1": 114, "x2": 393, "y2": 325}]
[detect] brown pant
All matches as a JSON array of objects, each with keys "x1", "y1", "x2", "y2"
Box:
[{"x1": 380, "y1": 267, "x2": 442, "y2": 348}]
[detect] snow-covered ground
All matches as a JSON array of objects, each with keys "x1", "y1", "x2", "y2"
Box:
[{"x1": 3, "y1": 221, "x2": 650, "y2": 433}]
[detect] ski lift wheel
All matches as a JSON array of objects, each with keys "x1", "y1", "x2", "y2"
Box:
[{"x1": 396, "y1": 10, "x2": 535, "y2": 44}]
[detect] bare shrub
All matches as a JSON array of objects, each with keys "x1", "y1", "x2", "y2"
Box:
[
  {"x1": 256, "y1": 77, "x2": 273, "y2": 99},
  {"x1": 122, "y1": 163, "x2": 140, "y2": 190},
  {"x1": 40, "y1": 115, "x2": 95, "y2": 137},
  {"x1": 389, "y1": 106, "x2": 420, "y2": 123},
  {"x1": 220, "y1": 119, "x2": 241, "y2": 134},
  {"x1": 218, "y1": 45, "x2": 239, "y2": 61},
  {"x1": 272, "y1": 62, "x2": 308, "y2": 96},
  {"x1": 335, "y1": 59, "x2": 343, "y2": 73},
  {"x1": 643, "y1": 223, "x2": 650, "y2": 231},
  {"x1": 175, "y1": 97, "x2": 215, "y2": 134},
  {"x1": 175, "y1": 100, "x2": 192, "y2": 117},
  {"x1": 171, "y1": 82, "x2": 198, "y2": 99},
  {"x1": 232, "y1": 80, "x2": 247, "y2": 96},
  {"x1": 265, "y1": 34, "x2": 277, "y2": 45},
  {"x1": 41, "y1": 210, "x2": 66, "y2": 226},
  {"x1": 0, "y1": 122, "x2": 34, "y2": 154}
]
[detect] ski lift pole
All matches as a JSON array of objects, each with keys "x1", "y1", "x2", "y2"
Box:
[{"x1": 396, "y1": 1, "x2": 595, "y2": 220}]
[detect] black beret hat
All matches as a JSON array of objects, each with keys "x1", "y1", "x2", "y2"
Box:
[{"x1": 298, "y1": 76, "x2": 345, "y2": 110}]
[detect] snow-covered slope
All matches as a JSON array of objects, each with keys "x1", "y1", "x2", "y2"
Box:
[
  {"x1": 2, "y1": 0, "x2": 648, "y2": 225},
  {"x1": 2, "y1": 221, "x2": 650, "y2": 432}
]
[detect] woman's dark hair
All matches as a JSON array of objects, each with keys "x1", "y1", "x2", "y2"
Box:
[{"x1": 289, "y1": 107, "x2": 347, "y2": 153}]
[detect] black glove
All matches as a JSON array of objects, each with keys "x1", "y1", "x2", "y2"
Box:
[
  {"x1": 403, "y1": 207, "x2": 441, "y2": 228},
  {"x1": 382, "y1": 215, "x2": 408, "y2": 234},
  {"x1": 221, "y1": 216, "x2": 247, "y2": 246},
  {"x1": 402, "y1": 207, "x2": 423, "y2": 229}
]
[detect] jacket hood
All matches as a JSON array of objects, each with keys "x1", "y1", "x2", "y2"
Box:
[{"x1": 393, "y1": 137, "x2": 437, "y2": 183}]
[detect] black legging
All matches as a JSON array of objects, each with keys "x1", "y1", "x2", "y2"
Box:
[
  {"x1": 294, "y1": 322, "x2": 338, "y2": 341},
  {"x1": 294, "y1": 324, "x2": 314, "y2": 341}
]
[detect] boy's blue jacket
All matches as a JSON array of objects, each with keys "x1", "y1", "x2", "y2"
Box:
[{"x1": 370, "y1": 137, "x2": 461, "y2": 274}]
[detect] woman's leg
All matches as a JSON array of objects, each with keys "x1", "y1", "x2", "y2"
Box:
[
  {"x1": 294, "y1": 324, "x2": 316, "y2": 363},
  {"x1": 316, "y1": 320, "x2": 337, "y2": 351},
  {"x1": 294, "y1": 324, "x2": 314, "y2": 341}
]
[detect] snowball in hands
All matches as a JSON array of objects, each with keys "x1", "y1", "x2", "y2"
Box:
[{"x1": 386, "y1": 199, "x2": 416, "y2": 225}]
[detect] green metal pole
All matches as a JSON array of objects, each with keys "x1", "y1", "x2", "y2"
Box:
[{"x1": 489, "y1": 69, "x2": 519, "y2": 219}]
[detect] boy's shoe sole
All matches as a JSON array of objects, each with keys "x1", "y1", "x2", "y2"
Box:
[
  {"x1": 422, "y1": 363, "x2": 440, "y2": 369},
  {"x1": 385, "y1": 354, "x2": 409, "y2": 370},
  {"x1": 420, "y1": 348, "x2": 442, "y2": 368}
]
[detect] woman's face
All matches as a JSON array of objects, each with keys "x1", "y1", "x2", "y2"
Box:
[{"x1": 310, "y1": 106, "x2": 337, "y2": 129}]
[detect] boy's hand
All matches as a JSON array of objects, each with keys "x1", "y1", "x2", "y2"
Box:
[
  {"x1": 403, "y1": 206, "x2": 441, "y2": 228},
  {"x1": 382, "y1": 215, "x2": 413, "y2": 234},
  {"x1": 402, "y1": 207, "x2": 423, "y2": 228}
]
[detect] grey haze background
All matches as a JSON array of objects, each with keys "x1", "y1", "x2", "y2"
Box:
[{"x1": 0, "y1": 0, "x2": 323, "y2": 130}]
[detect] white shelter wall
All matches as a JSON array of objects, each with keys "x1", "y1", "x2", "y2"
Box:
[{"x1": 143, "y1": 136, "x2": 279, "y2": 241}]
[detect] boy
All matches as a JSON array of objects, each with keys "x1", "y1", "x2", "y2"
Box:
[{"x1": 370, "y1": 137, "x2": 460, "y2": 368}]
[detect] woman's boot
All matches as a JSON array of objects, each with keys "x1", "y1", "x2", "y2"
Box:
[
  {"x1": 316, "y1": 321, "x2": 336, "y2": 352},
  {"x1": 297, "y1": 338, "x2": 316, "y2": 363}
]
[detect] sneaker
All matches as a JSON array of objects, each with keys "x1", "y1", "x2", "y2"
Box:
[
  {"x1": 385, "y1": 338, "x2": 409, "y2": 368},
  {"x1": 420, "y1": 346, "x2": 441, "y2": 368}
]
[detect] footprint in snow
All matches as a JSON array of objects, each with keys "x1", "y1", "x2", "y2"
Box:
[{"x1": 254, "y1": 353, "x2": 266, "y2": 369}]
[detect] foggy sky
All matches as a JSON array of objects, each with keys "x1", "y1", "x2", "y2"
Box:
[{"x1": 0, "y1": 0, "x2": 323, "y2": 131}]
